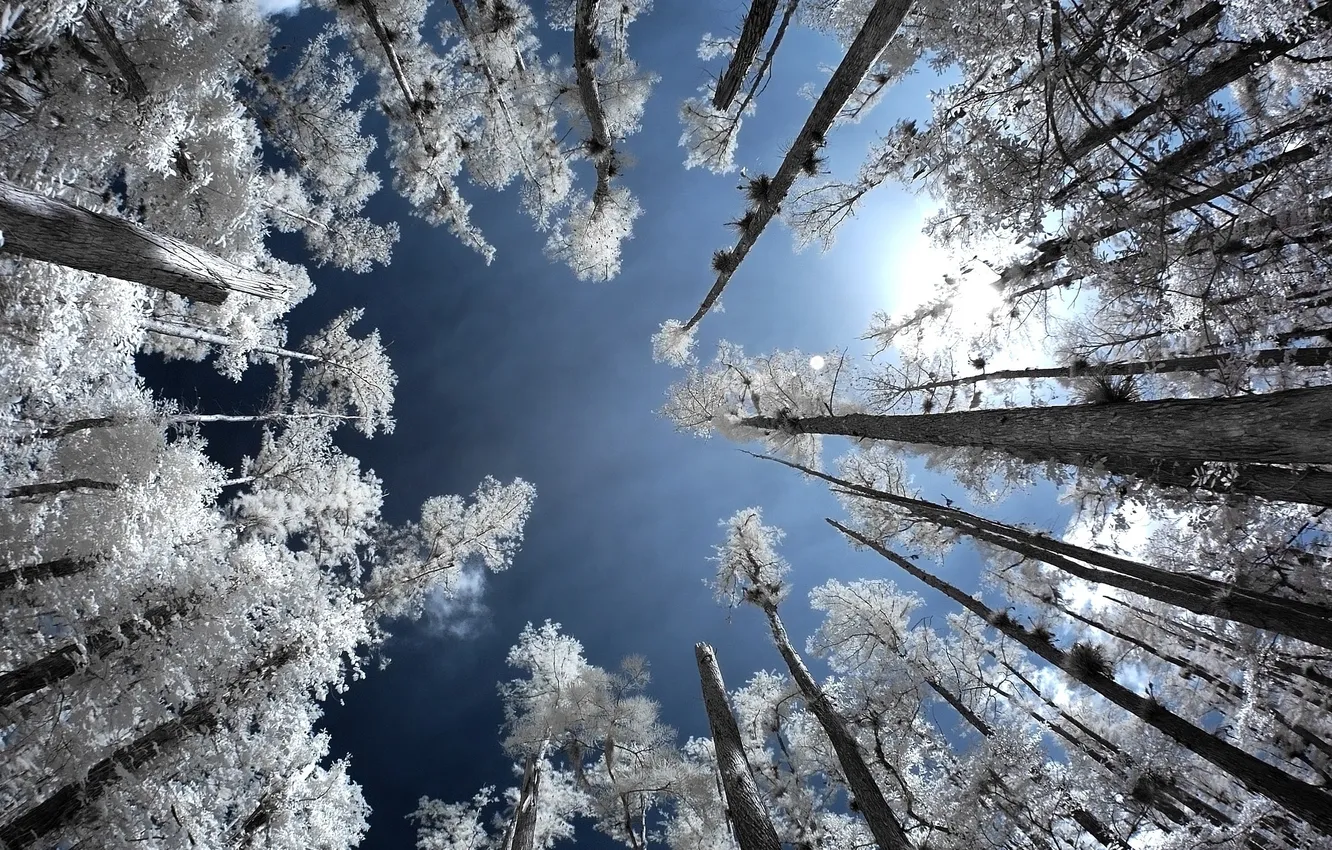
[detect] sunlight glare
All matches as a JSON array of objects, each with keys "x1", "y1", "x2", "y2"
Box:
[{"x1": 809, "y1": 355, "x2": 826, "y2": 371}]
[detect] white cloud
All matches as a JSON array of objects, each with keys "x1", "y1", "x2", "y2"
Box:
[
  {"x1": 255, "y1": 0, "x2": 302, "y2": 16},
  {"x1": 420, "y1": 563, "x2": 492, "y2": 639}
]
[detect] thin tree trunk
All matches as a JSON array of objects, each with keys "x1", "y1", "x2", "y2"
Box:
[
  {"x1": 830, "y1": 520, "x2": 1332, "y2": 835},
  {"x1": 757, "y1": 604, "x2": 914, "y2": 850},
  {"x1": 573, "y1": 0, "x2": 616, "y2": 210},
  {"x1": 694, "y1": 643, "x2": 782, "y2": 850},
  {"x1": 0, "y1": 602, "x2": 185, "y2": 708},
  {"x1": 80, "y1": 4, "x2": 149, "y2": 102},
  {"x1": 0, "y1": 556, "x2": 99, "y2": 591},
  {"x1": 899, "y1": 346, "x2": 1332, "y2": 397},
  {"x1": 142, "y1": 318, "x2": 320, "y2": 362},
  {"x1": 682, "y1": 0, "x2": 912, "y2": 331},
  {"x1": 4, "y1": 478, "x2": 117, "y2": 499},
  {"x1": 712, "y1": 0, "x2": 780, "y2": 109},
  {"x1": 771, "y1": 454, "x2": 1332, "y2": 647},
  {"x1": 0, "y1": 179, "x2": 291, "y2": 303},
  {"x1": 0, "y1": 701, "x2": 217, "y2": 849}
]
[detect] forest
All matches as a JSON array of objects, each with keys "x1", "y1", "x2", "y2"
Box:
[{"x1": 1, "y1": 0, "x2": 1330, "y2": 848}]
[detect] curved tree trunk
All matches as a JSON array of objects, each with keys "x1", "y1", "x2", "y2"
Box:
[
  {"x1": 758, "y1": 605, "x2": 914, "y2": 850},
  {"x1": 830, "y1": 520, "x2": 1332, "y2": 835},
  {"x1": 694, "y1": 643, "x2": 782, "y2": 850},
  {"x1": 0, "y1": 179, "x2": 290, "y2": 303}
]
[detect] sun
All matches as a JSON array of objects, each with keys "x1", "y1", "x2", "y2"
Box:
[{"x1": 809, "y1": 355, "x2": 826, "y2": 371}]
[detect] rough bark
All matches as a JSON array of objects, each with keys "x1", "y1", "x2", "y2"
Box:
[
  {"x1": 0, "y1": 556, "x2": 99, "y2": 591},
  {"x1": 0, "y1": 179, "x2": 291, "y2": 303},
  {"x1": 0, "y1": 602, "x2": 185, "y2": 708},
  {"x1": 0, "y1": 701, "x2": 217, "y2": 849},
  {"x1": 712, "y1": 0, "x2": 780, "y2": 109},
  {"x1": 831, "y1": 520, "x2": 1332, "y2": 835},
  {"x1": 743, "y1": 386, "x2": 1332, "y2": 504},
  {"x1": 4, "y1": 478, "x2": 117, "y2": 499},
  {"x1": 682, "y1": 0, "x2": 912, "y2": 331},
  {"x1": 758, "y1": 605, "x2": 914, "y2": 850},
  {"x1": 694, "y1": 643, "x2": 782, "y2": 850},
  {"x1": 504, "y1": 751, "x2": 544, "y2": 850}
]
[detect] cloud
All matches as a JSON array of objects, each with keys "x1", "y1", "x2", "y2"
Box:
[
  {"x1": 255, "y1": 0, "x2": 302, "y2": 16},
  {"x1": 420, "y1": 563, "x2": 492, "y2": 639}
]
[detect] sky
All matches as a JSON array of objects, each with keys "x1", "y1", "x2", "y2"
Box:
[{"x1": 145, "y1": 3, "x2": 1073, "y2": 847}]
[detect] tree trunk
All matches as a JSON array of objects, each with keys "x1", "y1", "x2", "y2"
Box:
[
  {"x1": 503, "y1": 751, "x2": 544, "y2": 850},
  {"x1": 712, "y1": 0, "x2": 780, "y2": 109},
  {"x1": 900, "y1": 346, "x2": 1332, "y2": 397},
  {"x1": 142, "y1": 318, "x2": 320, "y2": 362},
  {"x1": 0, "y1": 179, "x2": 291, "y2": 303},
  {"x1": 80, "y1": 4, "x2": 149, "y2": 102},
  {"x1": 779, "y1": 454, "x2": 1332, "y2": 646},
  {"x1": 573, "y1": 0, "x2": 616, "y2": 210},
  {"x1": 0, "y1": 602, "x2": 185, "y2": 708},
  {"x1": 744, "y1": 386, "x2": 1332, "y2": 504},
  {"x1": 830, "y1": 520, "x2": 1332, "y2": 835},
  {"x1": 694, "y1": 643, "x2": 782, "y2": 850},
  {"x1": 4, "y1": 478, "x2": 117, "y2": 499},
  {"x1": 0, "y1": 701, "x2": 217, "y2": 849},
  {"x1": 0, "y1": 556, "x2": 99, "y2": 591},
  {"x1": 758, "y1": 605, "x2": 914, "y2": 850},
  {"x1": 683, "y1": 0, "x2": 912, "y2": 331}
]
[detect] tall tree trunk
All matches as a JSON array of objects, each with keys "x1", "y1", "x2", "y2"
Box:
[
  {"x1": 757, "y1": 604, "x2": 914, "y2": 849},
  {"x1": 142, "y1": 319, "x2": 320, "y2": 362},
  {"x1": 898, "y1": 346, "x2": 1332, "y2": 398},
  {"x1": 694, "y1": 643, "x2": 782, "y2": 850},
  {"x1": 0, "y1": 179, "x2": 291, "y2": 303},
  {"x1": 682, "y1": 0, "x2": 912, "y2": 331},
  {"x1": 830, "y1": 520, "x2": 1332, "y2": 835},
  {"x1": 4, "y1": 478, "x2": 117, "y2": 499},
  {"x1": 0, "y1": 602, "x2": 185, "y2": 708},
  {"x1": 712, "y1": 0, "x2": 780, "y2": 109},
  {"x1": 744, "y1": 386, "x2": 1332, "y2": 505},
  {"x1": 0, "y1": 556, "x2": 99, "y2": 591},
  {"x1": 765, "y1": 453, "x2": 1332, "y2": 647},
  {"x1": 0, "y1": 701, "x2": 217, "y2": 849}
]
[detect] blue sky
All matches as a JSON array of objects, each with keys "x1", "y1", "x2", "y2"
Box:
[{"x1": 149, "y1": 4, "x2": 1072, "y2": 846}]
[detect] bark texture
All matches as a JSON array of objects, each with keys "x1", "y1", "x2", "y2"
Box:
[
  {"x1": 759, "y1": 606, "x2": 914, "y2": 850},
  {"x1": 695, "y1": 642, "x2": 783, "y2": 850},
  {"x1": 830, "y1": 520, "x2": 1332, "y2": 835},
  {"x1": 711, "y1": 0, "x2": 780, "y2": 109},
  {"x1": 0, "y1": 179, "x2": 290, "y2": 303},
  {"x1": 573, "y1": 0, "x2": 616, "y2": 209},
  {"x1": 4, "y1": 478, "x2": 117, "y2": 499}
]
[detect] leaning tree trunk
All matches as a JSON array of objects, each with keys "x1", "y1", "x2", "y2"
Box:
[
  {"x1": 694, "y1": 642, "x2": 783, "y2": 850},
  {"x1": 3, "y1": 478, "x2": 117, "y2": 499},
  {"x1": 765, "y1": 454, "x2": 1332, "y2": 649},
  {"x1": 0, "y1": 601, "x2": 186, "y2": 708},
  {"x1": 501, "y1": 750, "x2": 545, "y2": 850},
  {"x1": 830, "y1": 520, "x2": 1332, "y2": 835},
  {"x1": 682, "y1": 0, "x2": 913, "y2": 331},
  {"x1": 758, "y1": 605, "x2": 915, "y2": 850},
  {"x1": 0, "y1": 555, "x2": 99, "y2": 591},
  {"x1": 711, "y1": 0, "x2": 780, "y2": 109},
  {"x1": 0, "y1": 179, "x2": 291, "y2": 304},
  {"x1": 744, "y1": 386, "x2": 1332, "y2": 506},
  {"x1": 0, "y1": 700, "x2": 217, "y2": 849}
]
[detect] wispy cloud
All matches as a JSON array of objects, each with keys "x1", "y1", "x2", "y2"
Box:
[
  {"x1": 420, "y1": 563, "x2": 492, "y2": 639},
  {"x1": 256, "y1": 0, "x2": 302, "y2": 16}
]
